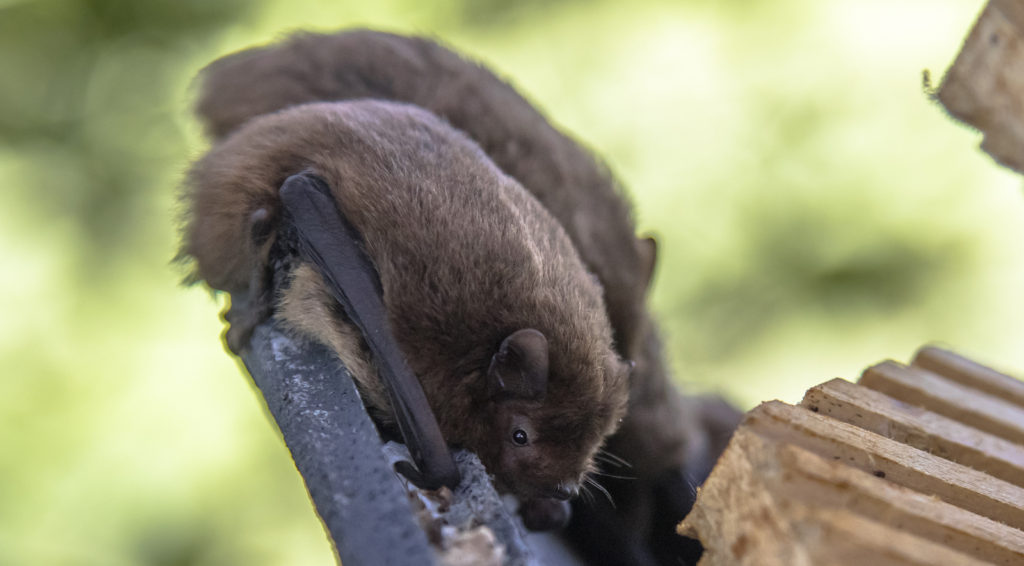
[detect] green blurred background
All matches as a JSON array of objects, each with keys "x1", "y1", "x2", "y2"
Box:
[{"x1": 1, "y1": 0, "x2": 1021, "y2": 563}]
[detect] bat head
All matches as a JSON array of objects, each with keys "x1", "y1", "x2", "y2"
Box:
[{"x1": 478, "y1": 327, "x2": 631, "y2": 501}]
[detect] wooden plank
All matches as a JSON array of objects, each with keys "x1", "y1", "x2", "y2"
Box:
[
  {"x1": 794, "y1": 506, "x2": 996, "y2": 566},
  {"x1": 938, "y1": 0, "x2": 1024, "y2": 174},
  {"x1": 913, "y1": 346, "x2": 1024, "y2": 409},
  {"x1": 679, "y1": 428, "x2": 1000, "y2": 566},
  {"x1": 747, "y1": 400, "x2": 1024, "y2": 528},
  {"x1": 801, "y1": 378, "x2": 1024, "y2": 486},
  {"x1": 860, "y1": 361, "x2": 1024, "y2": 445},
  {"x1": 774, "y1": 439, "x2": 1024, "y2": 565}
]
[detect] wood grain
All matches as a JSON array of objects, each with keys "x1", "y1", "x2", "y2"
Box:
[
  {"x1": 913, "y1": 346, "x2": 1024, "y2": 409},
  {"x1": 679, "y1": 428, "x2": 1009, "y2": 565},
  {"x1": 748, "y1": 400, "x2": 1024, "y2": 529},
  {"x1": 801, "y1": 377, "x2": 1024, "y2": 484},
  {"x1": 680, "y1": 346, "x2": 1024, "y2": 565}
]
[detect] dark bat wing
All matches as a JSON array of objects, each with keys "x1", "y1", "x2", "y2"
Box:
[{"x1": 279, "y1": 172, "x2": 460, "y2": 490}]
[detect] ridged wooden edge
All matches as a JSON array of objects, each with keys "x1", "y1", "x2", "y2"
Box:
[
  {"x1": 751, "y1": 400, "x2": 1024, "y2": 528},
  {"x1": 913, "y1": 346, "x2": 1024, "y2": 409},
  {"x1": 861, "y1": 361, "x2": 1024, "y2": 445},
  {"x1": 679, "y1": 347, "x2": 1024, "y2": 565},
  {"x1": 802, "y1": 377, "x2": 1024, "y2": 485},
  {"x1": 679, "y1": 427, "x2": 1009, "y2": 566}
]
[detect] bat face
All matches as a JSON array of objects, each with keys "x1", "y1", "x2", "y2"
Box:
[
  {"x1": 495, "y1": 406, "x2": 584, "y2": 500},
  {"x1": 465, "y1": 329, "x2": 630, "y2": 499},
  {"x1": 485, "y1": 374, "x2": 629, "y2": 500}
]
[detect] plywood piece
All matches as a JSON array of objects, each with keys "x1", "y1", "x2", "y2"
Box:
[
  {"x1": 747, "y1": 400, "x2": 1024, "y2": 528},
  {"x1": 913, "y1": 346, "x2": 1024, "y2": 409},
  {"x1": 680, "y1": 429, "x2": 1003, "y2": 566},
  {"x1": 801, "y1": 378, "x2": 1024, "y2": 485},
  {"x1": 775, "y1": 440, "x2": 1024, "y2": 565},
  {"x1": 939, "y1": 0, "x2": 1024, "y2": 174},
  {"x1": 793, "y1": 507, "x2": 995, "y2": 566},
  {"x1": 681, "y1": 347, "x2": 1024, "y2": 564},
  {"x1": 860, "y1": 361, "x2": 1024, "y2": 445}
]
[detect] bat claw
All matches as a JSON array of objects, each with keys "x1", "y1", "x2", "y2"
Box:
[{"x1": 394, "y1": 460, "x2": 458, "y2": 491}]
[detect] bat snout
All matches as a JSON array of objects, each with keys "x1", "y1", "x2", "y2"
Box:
[{"x1": 547, "y1": 481, "x2": 580, "y2": 501}]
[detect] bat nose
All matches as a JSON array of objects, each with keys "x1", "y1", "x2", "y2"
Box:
[{"x1": 552, "y1": 482, "x2": 579, "y2": 500}]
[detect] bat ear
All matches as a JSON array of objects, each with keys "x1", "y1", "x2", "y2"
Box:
[
  {"x1": 637, "y1": 235, "x2": 658, "y2": 292},
  {"x1": 487, "y1": 328, "x2": 549, "y2": 401}
]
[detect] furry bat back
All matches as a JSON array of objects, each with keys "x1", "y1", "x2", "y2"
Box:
[{"x1": 194, "y1": 30, "x2": 654, "y2": 361}]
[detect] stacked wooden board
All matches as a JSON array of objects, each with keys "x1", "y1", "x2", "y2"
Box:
[{"x1": 678, "y1": 347, "x2": 1024, "y2": 565}]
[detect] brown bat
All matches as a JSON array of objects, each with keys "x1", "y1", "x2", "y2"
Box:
[
  {"x1": 178, "y1": 100, "x2": 630, "y2": 500},
  {"x1": 193, "y1": 29, "x2": 741, "y2": 561}
]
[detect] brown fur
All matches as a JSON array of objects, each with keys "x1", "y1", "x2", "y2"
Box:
[
  {"x1": 196, "y1": 30, "x2": 653, "y2": 362},
  {"x1": 193, "y1": 29, "x2": 716, "y2": 479},
  {"x1": 179, "y1": 100, "x2": 629, "y2": 497}
]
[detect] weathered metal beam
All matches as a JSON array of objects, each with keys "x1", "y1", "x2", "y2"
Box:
[
  {"x1": 242, "y1": 321, "x2": 438, "y2": 566},
  {"x1": 240, "y1": 321, "x2": 574, "y2": 565}
]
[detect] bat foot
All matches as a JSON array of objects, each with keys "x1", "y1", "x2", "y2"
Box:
[
  {"x1": 520, "y1": 497, "x2": 571, "y2": 531},
  {"x1": 223, "y1": 298, "x2": 273, "y2": 354}
]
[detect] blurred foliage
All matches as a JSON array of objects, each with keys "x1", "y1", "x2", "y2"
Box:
[
  {"x1": 0, "y1": 0, "x2": 254, "y2": 263},
  {"x1": 2, "y1": 0, "x2": 1022, "y2": 564}
]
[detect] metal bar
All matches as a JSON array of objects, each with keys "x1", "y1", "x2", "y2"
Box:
[{"x1": 241, "y1": 321, "x2": 438, "y2": 566}]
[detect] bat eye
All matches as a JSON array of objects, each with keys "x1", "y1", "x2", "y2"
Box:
[{"x1": 512, "y1": 429, "x2": 529, "y2": 446}]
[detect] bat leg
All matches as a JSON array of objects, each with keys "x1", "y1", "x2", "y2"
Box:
[{"x1": 224, "y1": 208, "x2": 276, "y2": 354}]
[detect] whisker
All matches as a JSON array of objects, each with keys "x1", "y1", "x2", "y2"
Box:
[
  {"x1": 596, "y1": 449, "x2": 632, "y2": 469},
  {"x1": 581, "y1": 484, "x2": 594, "y2": 506},
  {"x1": 585, "y1": 476, "x2": 616, "y2": 509},
  {"x1": 592, "y1": 469, "x2": 636, "y2": 481}
]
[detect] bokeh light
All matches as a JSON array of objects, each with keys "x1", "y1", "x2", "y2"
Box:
[{"x1": 1, "y1": 0, "x2": 1020, "y2": 564}]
